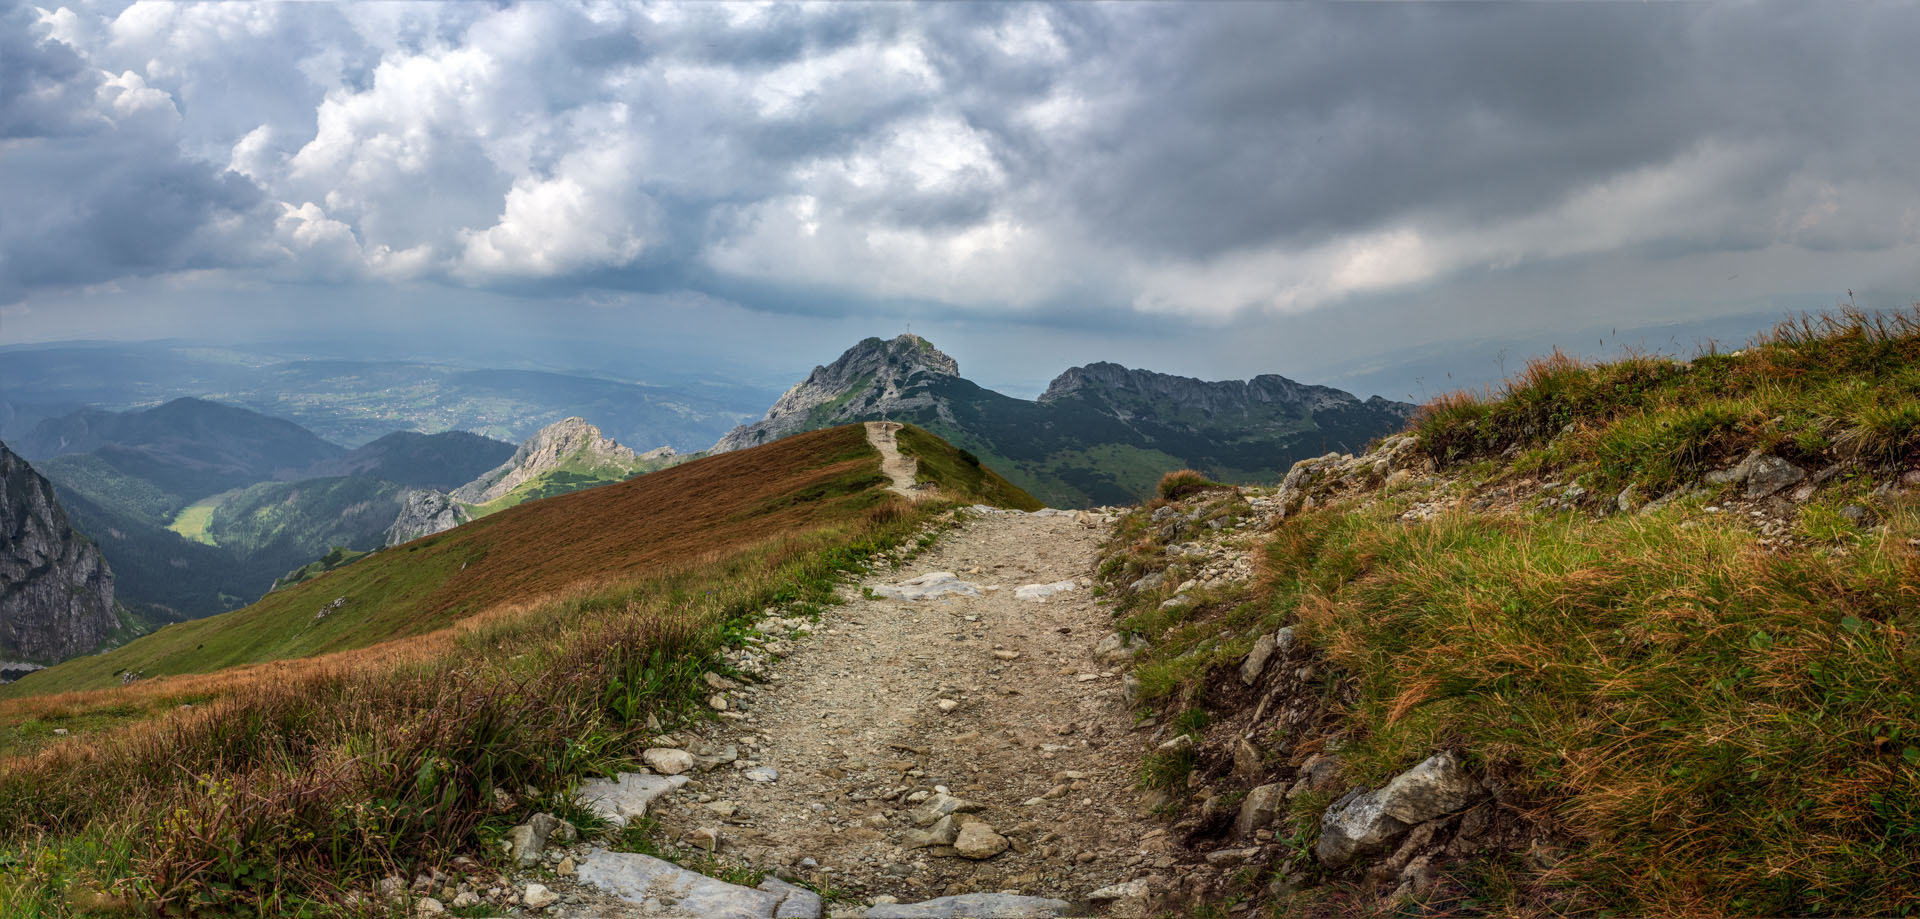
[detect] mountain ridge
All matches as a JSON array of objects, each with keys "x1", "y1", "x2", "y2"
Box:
[{"x1": 712, "y1": 335, "x2": 1414, "y2": 506}]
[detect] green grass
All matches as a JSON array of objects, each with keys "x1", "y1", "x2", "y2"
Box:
[
  {"x1": 1107, "y1": 308, "x2": 1920, "y2": 917},
  {"x1": 893, "y1": 424, "x2": 1043, "y2": 511},
  {"x1": 163, "y1": 495, "x2": 224, "y2": 546},
  {"x1": 1414, "y1": 308, "x2": 1920, "y2": 495},
  {"x1": 0, "y1": 425, "x2": 1033, "y2": 915},
  {"x1": 1262, "y1": 502, "x2": 1920, "y2": 916}
]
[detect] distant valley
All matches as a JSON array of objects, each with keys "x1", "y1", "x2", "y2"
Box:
[
  {"x1": 9, "y1": 398, "x2": 678, "y2": 630},
  {"x1": 0, "y1": 341, "x2": 771, "y2": 451}
]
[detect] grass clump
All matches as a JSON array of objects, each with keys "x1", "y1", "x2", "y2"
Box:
[
  {"x1": 1156, "y1": 469, "x2": 1225, "y2": 501},
  {"x1": 1414, "y1": 306, "x2": 1920, "y2": 494},
  {"x1": 1258, "y1": 501, "x2": 1920, "y2": 916}
]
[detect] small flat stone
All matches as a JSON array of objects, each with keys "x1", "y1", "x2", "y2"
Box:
[
  {"x1": 575, "y1": 773, "x2": 690, "y2": 828},
  {"x1": 863, "y1": 893, "x2": 1071, "y2": 918}
]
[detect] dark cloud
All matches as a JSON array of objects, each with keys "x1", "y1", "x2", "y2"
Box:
[{"x1": 2, "y1": 0, "x2": 1917, "y2": 363}]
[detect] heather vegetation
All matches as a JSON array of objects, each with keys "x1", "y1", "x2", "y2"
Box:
[
  {"x1": 1101, "y1": 309, "x2": 1920, "y2": 916},
  {"x1": 0, "y1": 425, "x2": 1033, "y2": 916}
]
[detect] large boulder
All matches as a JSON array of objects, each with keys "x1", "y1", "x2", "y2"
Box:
[{"x1": 1316, "y1": 751, "x2": 1485, "y2": 867}]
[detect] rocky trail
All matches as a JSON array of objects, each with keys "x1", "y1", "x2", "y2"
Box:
[
  {"x1": 479, "y1": 444, "x2": 1170, "y2": 918},
  {"x1": 864, "y1": 422, "x2": 922, "y2": 500}
]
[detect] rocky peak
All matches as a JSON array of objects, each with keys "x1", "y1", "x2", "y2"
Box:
[
  {"x1": 509, "y1": 418, "x2": 640, "y2": 469},
  {"x1": 1, "y1": 442, "x2": 118, "y2": 665},
  {"x1": 711, "y1": 335, "x2": 959, "y2": 453},
  {"x1": 453, "y1": 418, "x2": 641, "y2": 505}
]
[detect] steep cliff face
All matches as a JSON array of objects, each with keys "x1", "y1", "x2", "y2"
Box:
[
  {"x1": 384, "y1": 488, "x2": 470, "y2": 546},
  {"x1": 710, "y1": 335, "x2": 960, "y2": 453},
  {"x1": 0, "y1": 442, "x2": 118, "y2": 663}
]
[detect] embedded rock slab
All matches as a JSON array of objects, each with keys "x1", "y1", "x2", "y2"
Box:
[
  {"x1": 1012, "y1": 580, "x2": 1078, "y2": 602},
  {"x1": 864, "y1": 893, "x2": 1071, "y2": 918},
  {"x1": 574, "y1": 773, "x2": 688, "y2": 828},
  {"x1": 573, "y1": 850, "x2": 820, "y2": 918},
  {"x1": 1317, "y1": 751, "x2": 1485, "y2": 867},
  {"x1": 871, "y1": 572, "x2": 984, "y2": 601}
]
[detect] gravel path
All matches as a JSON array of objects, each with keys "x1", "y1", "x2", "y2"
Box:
[
  {"x1": 631, "y1": 506, "x2": 1171, "y2": 913},
  {"x1": 863, "y1": 422, "x2": 921, "y2": 500}
]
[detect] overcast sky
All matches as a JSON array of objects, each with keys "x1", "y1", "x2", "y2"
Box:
[{"x1": 3, "y1": 1, "x2": 1917, "y2": 398}]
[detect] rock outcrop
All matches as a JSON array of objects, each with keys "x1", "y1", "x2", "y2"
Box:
[
  {"x1": 0, "y1": 442, "x2": 118, "y2": 663},
  {"x1": 384, "y1": 488, "x2": 469, "y2": 546},
  {"x1": 711, "y1": 335, "x2": 960, "y2": 453},
  {"x1": 453, "y1": 418, "x2": 645, "y2": 505}
]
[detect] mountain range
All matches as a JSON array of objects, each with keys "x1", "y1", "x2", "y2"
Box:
[
  {"x1": 714, "y1": 334, "x2": 1413, "y2": 506},
  {"x1": 10, "y1": 400, "x2": 673, "y2": 627},
  {"x1": 0, "y1": 341, "x2": 771, "y2": 452}
]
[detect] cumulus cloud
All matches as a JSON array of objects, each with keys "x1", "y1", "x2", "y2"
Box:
[{"x1": 3, "y1": 0, "x2": 1918, "y2": 331}]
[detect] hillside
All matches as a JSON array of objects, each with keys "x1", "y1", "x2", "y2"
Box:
[
  {"x1": 4, "y1": 424, "x2": 1020, "y2": 697},
  {"x1": 300, "y1": 430, "x2": 516, "y2": 490},
  {"x1": 713, "y1": 334, "x2": 1411, "y2": 506},
  {"x1": 0, "y1": 423, "x2": 1038, "y2": 916},
  {"x1": 15, "y1": 398, "x2": 344, "y2": 495},
  {"x1": 1095, "y1": 309, "x2": 1920, "y2": 916},
  {"x1": 25, "y1": 403, "x2": 545, "y2": 621}
]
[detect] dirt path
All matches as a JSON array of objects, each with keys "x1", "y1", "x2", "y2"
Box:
[
  {"x1": 615, "y1": 506, "x2": 1168, "y2": 913},
  {"x1": 864, "y1": 422, "x2": 921, "y2": 500}
]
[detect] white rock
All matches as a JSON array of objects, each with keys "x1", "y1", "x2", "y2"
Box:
[
  {"x1": 744, "y1": 766, "x2": 780, "y2": 783},
  {"x1": 864, "y1": 893, "x2": 1071, "y2": 918},
  {"x1": 872, "y1": 572, "x2": 984, "y2": 601},
  {"x1": 576, "y1": 849, "x2": 801, "y2": 918},
  {"x1": 1317, "y1": 751, "x2": 1485, "y2": 866},
  {"x1": 1013, "y1": 580, "x2": 1079, "y2": 601},
  {"x1": 521, "y1": 884, "x2": 558, "y2": 911},
  {"x1": 643, "y1": 747, "x2": 696, "y2": 776},
  {"x1": 575, "y1": 772, "x2": 690, "y2": 828}
]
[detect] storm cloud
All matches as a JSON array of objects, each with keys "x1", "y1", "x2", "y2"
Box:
[{"x1": 2, "y1": 0, "x2": 1917, "y2": 385}]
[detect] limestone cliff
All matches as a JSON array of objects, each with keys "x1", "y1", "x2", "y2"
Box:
[{"x1": 0, "y1": 442, "x2": 118, "y2": 663}]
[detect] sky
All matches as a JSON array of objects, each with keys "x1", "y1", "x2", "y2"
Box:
[{"x1": 3, "y1": 0, "x2": 1918, "y2": 399}]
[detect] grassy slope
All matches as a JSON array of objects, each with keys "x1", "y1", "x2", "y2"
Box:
[
  {"x1": 5, "y1": 429, "x2": 858, "y2": 696},
  {"x1": 464, "y1": 449, "x2": 684, "y2": 518},
  {"x1": 8, "y1": 425, "x2": 1032, "y2": 698},
  {"x1": 1107, "y1": 310, "x2": 1920, "y2": 917},
  {"x1": 0, "y1": 424, "x2": 1034, "y2": 914},
  {"x1": 894, "y1": 423, "x2": 1044, "y2": 511}
]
